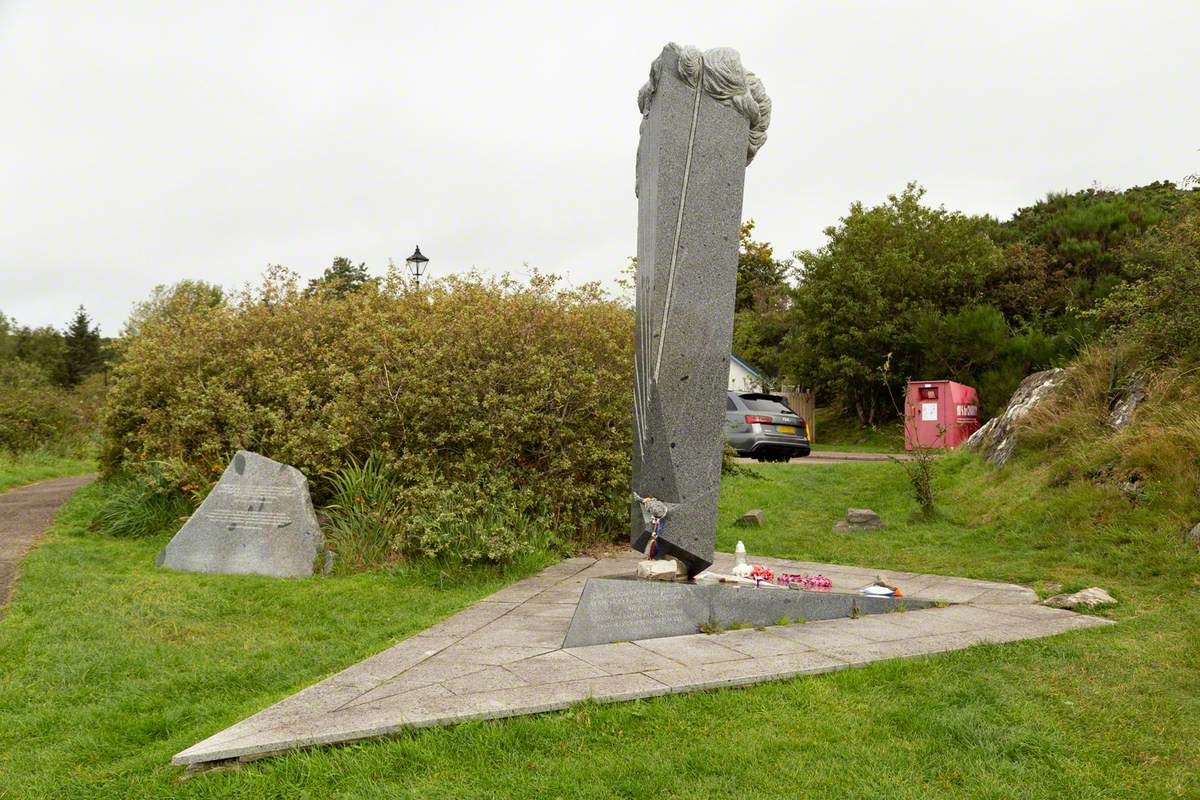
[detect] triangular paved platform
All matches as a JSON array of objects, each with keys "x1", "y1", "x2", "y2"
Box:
[{"x1": 173, "y1": 552, "x2": 1111, "y2": 767}]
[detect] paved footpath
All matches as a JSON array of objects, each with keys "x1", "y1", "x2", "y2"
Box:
[
  {"x1": 175, "y1": 550, "x2": 1112, "y2": 769},
  {"x1": 0, "y1": 474, "x2": 96, "y2": 607}
]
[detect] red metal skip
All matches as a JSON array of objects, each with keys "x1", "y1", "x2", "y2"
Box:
[{"x1": 904, "y1": 380, "x2": 980, "y2": 450}]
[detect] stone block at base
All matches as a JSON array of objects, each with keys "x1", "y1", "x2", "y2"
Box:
[{"x1": 562, "y1": 576, "x2": 927, "y2": 648}]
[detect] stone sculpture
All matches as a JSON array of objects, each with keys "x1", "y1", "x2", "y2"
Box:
[{"x1": 631, "y1": 42, "x2": 770, "y2": 576}]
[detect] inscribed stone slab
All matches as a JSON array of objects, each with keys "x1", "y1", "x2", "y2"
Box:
[{"x1": 156, "y1": 450, "x2": 322, "y2": 578}]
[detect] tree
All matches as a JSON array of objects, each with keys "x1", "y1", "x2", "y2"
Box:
[
  {"x1": 1099, "y1": 194, "x2": 1200, "y2": 361},
  {"x1": 63, "y1": 306, "x2": 101, "y2": 387},
  {"x1": 306, "y1": 257, "x2": 376, "y2": 298},
  {"x1": 788, "y1": 184, "x2": 1003, "y2": 425},
  {"x1": 124, "y1": 280, "x2": 225, "y2": 338},
  {"x1": 732, "y1": 221, "x2": 792, "y2": 382},
  {"x1": 0, "y1": 311, "x2": 13, "y2": 360},
  {"x1": 11, "y1": 325, "x2": 67, "y2": 385},
  {"x1": 736, "y1": 220, "x2": 789, "y2": 313},
  {"x1": 990, "y1": 181, "x2": 1188, "y2": 311}
]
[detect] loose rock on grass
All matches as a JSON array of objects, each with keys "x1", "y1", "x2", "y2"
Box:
[
  {"x1": 1043, "y1": 587, "x2": 1117, "y2": 609},
  {"x1": 834, "y1": 508, "x2": 883, "y2": 532},
  {"x1": 736, "y1": 509, "x2": 765, "y2": 527}
]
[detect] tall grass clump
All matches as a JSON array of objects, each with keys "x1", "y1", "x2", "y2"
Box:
[
  {"x1": 101, "y1": 267, "x2": 632, "y2": 566},
  {"x1": 322, "y1": 454, "x2": 404, "y2": 570},
  {"x1": 91, "y1": 465, "x2": 195, "y2": 538}
]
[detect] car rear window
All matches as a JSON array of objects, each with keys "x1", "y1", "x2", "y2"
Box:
[{"x1": 738, "y1": 395, "x2": 795, "y2": 414}]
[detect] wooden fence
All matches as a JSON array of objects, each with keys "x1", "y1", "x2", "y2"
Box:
[{"x1": 779, "y1": 387, "x2": 816, "y2": 442}]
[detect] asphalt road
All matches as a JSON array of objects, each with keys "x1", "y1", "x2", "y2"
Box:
[{"x1": 735, "y1": 451, "x2": 914, "y2": 465}]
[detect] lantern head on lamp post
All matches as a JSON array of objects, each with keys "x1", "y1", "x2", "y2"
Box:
[{"x1": 405, "y1": 245, "x2": 429, "y2": 289}]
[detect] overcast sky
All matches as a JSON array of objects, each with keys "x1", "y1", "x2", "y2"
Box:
[{"x1": 2, "y1": 1, "x2": 1197, "y2": 334}]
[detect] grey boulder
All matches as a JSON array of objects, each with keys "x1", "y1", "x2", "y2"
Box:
[
  {"x1": 736, "y1": 509, "x2": 765, "y2": 527},
  {"x1": 1108, "y1": 379, "x2": 1147, "y2": 430},
  {"x1": 1043, "y1": 587, "x2": 1116, "y2": 609},
  {"x1": 157, "y1": 450, "x2": 323, "y2": 578}
]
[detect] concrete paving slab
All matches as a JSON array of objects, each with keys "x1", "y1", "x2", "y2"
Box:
[
  {"x1": 704, "y1": 627, "x2": 815, "y2": 657},
  {"x1": 172, "y1": 552, "x2": 1115, "y2": 767},
  {"x1": 502, "y1": 650, "x2": 606, "y2": 684},
  {"x1": 644, "y1": 650, "x2": 848, "y2": 690},
  {"x1": 633, "y1": 633, "x2": 750, "y2": 666},
  {"x1": 442, "y1": 666, "x2": 528, "y2": 695},
  {"x1": 567, "y1": 641, "x2": 681, "y2": 674}
]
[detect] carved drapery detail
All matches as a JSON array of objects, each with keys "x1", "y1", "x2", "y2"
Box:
[{"x1": 637, "y1": 42, "x2": 771, "y2": 166}]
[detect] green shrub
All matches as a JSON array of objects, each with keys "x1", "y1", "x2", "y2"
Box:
[
  {"x1": 325, "y1": 451, "x2": 565, "y2": 570},
  {"x1": 0, "y1": 360, "x2": 78, "y2": 453},
  {"x1": 102, "y1": 268, "x2": 633, "y2": 563},
  {"x1": 1098, "y1": 195, "x2": 1200, "y2": 362},
  {"x1": 322, "y1": 454, "x2": 404, "y2": 570}
]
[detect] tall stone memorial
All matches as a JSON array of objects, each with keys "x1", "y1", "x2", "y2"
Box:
[
  {"x1": 631, "y1": 43, "x2": 770, "y2": 576},
  {"x1": 157, "y1": 450, "x2": 323, "y2": 578}
]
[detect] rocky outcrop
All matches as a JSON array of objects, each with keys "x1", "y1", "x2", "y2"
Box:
[
  {"x1": 1108, "y1": 379, "x2": 1147, "y2": 431},
  {"x1": 965, "y1": 368, "x2": 1069, "y2": 467}
]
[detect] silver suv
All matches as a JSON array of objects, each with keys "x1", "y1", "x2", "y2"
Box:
[{"x1": 724, "y1": 391, "x2": 811, "y2": 462}]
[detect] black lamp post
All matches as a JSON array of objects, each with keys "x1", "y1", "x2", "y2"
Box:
[{"x1": 405, "y1": 245, "x2": 429, "y2": 288}]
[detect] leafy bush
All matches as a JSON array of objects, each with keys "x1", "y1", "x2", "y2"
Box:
[
  {"x1": 1098, "y1": 195, "x2": 1200, "y2": 362},
  {"x1": 0, "y1": 360, "x2": 78, "y2": 453},
  {"x1": 102, "y1": 268, "x2": 633, "y2": 563},
  {"x1": 322, "y1": 454, "x2": 404, "y2": 570}
]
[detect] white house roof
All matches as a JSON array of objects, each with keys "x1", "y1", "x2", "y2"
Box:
[{"x1": 730, "y1": 354, "x2": 762, "y2": 377}]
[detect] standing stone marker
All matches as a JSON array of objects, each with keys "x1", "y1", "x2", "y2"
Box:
[
  {"x1": 156, "y1": 450, "x2": 323, "y2": 578},
  {"x1": 631, "y1": 42, "x2": 770, "y2": 576}
]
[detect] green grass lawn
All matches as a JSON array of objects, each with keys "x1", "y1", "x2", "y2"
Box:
[
  {"x1": 0, "y1": 450, "x2": 95, "y2": 492},
  {"x1": 1, "y1": 455, "x2": 1197, "y2": 798},
  {"x1": 810, "y1": 410, "x2": 905, "y2": 452}
]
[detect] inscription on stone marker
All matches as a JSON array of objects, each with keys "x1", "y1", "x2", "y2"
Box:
[
  {"x1": 205, "y1": 509, "x2": 292, "y2": 530},
  {"x1": 216, "y1": 485, "x2": 298, "y2": 501}
]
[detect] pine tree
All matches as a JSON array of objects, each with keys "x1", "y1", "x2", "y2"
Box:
[
  {"x1": 307, "y1": 257, "x2": 375, "y2": 297},
  {"x1": 63, "y1": 306, "x2": 101, "y2": 387}
]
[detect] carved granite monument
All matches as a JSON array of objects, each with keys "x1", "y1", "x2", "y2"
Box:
[
  {"x1": 631, "y1": 42, "x2": 770, "y2": 576},
  {"x1": 156, "y1": 450, "x2": 323, "y2": 578}
]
